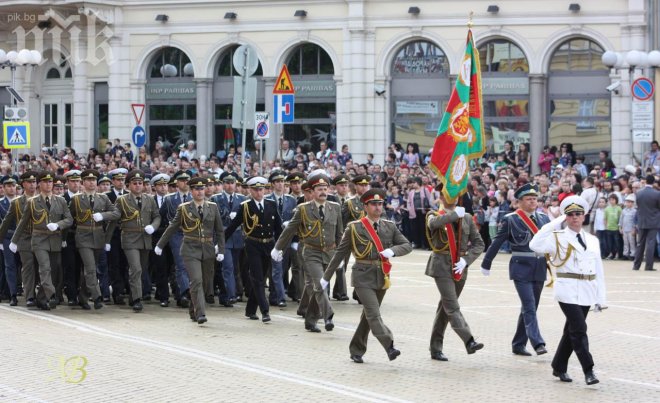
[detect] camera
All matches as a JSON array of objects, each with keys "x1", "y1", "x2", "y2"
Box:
[{"x1": 606, "y1": 81, "x2": 621, "y2": 93}]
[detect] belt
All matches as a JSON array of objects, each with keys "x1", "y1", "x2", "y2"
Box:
[
  {"x1": 76, "y1": 224, "x2": 101, "y2": 230},
  {"x1": 355, "y1": 259, "x2": 382, "y2": 265},
  {"x1": 434, "y1": 250, "x2": 468, "y2": 257},
  {"x1": 121, "y1": 228, "x2": 144, "y2": 233},
  {"x1": 511, "y1": 251, "x2": 545, "y2": 258},
  {"x1": 183, "y1": 236, "x2": 213, "y2": 243},
  {"x1": 246, "y1": 236, "x2": 273, "y2": 243},
  {"x1": 303, "y1": 243, "x2": 336, "y2": 252},
  {"x1": 557, "y1": 272, "x2": 596, "y2": 281},
  {"x1": 33, "y1": 229, "x2": 60, "y2": 234}
]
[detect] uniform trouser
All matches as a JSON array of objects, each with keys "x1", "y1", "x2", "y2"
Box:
[
  {"x1": 430, "y1": 270, "x2": 472, "y2": 353},
  {"x1": 302, "y1": 258, "x2": 334, "y2": 327},
  {"x1": 350, "y1": 287, "x2": 393, "y2": 356},
  {"x1": 150, "y1": 242, "x2": 172, "y2": 302},
  {"x1": 332, "y1": 255, "x2": 349, "y2": 299},
  {"x1": 634, "y1": 228, "x2": 658, "y2": 270},
  {"x1": 512, "y1": 280, "x2": 545, "y2": 349},
  {"x1": 169, "y1": 233, "x2": 190, "y2": 297},
  {"x1": 245, "y1": 241, "x2": 270, "y2": 316},
  {"x1": 296, "y1": 247, "x2": 309, "y2": 315},
  {"x1": 33, "y1": 249, "x2": 58, "y2": 305},
  {"x1": 184, "y1": 256, "x2": 215, "y2": 319},
  {"x1": 19, "y1": 250, "x2": 36, "y2": 300},
  {"x1": 124, "y1": 249, "x2": 149, "y2": 302},
  {"x1": 552, "y1": 303, "x2": 594, "y2": 374},
  {"x1": 221, "y1": 247, "x2": 240, "y2": 300},
  {"x1": 61, "y1": 238, "x2": 80, "y2": 302},
  {"x1": 50, "y1": 252, "x2": 63, "y2": 302},
  {"x1": 622, "y1": 231, "x2": 636, "y2": 257},
  {"x1": 97, "y1": 250, "x2": 110, "y2": 298},
  {"x1": 108, "y1": 234, "x2": 129, "y2": 299},
  {"x1": 78, "y1": 248, "x2": 102, "y2": 301},
  {"x1": 141, "y1": 261, "x2": 153, "y2": 297},
  {"x1": 2, "y1": 238, "x2": 18, "y2": 296},
  {"x1": 287, "y1": 245, "x2": 304, "y2": 300},
  {"x1": 269, "y1": 258, "x2": 287, "y2": 303}
]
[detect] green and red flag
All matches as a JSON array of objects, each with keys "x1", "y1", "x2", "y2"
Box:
[{"x1": 429, "y1": 29, "x2": 485, "y2": 204}]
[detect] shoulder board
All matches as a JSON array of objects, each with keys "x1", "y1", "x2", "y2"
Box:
[
  {"x1": 380, "y1": 218, "x2": 394, "y2": 224},
  {"x1": 264, "y1": 198, "x2": 276, "y2": 205},
  {"x1": 28, "y1": 195, "x2": 40, "y2": 202},
  {"x1": 240, "y1": 199, "x2": 250, "y2": 205},
  {"x1": 504, "y1": 212, "x2": 518, "y2": 218},
  {"x1": 325, "y1": 200, "x2": 340, "y2": 207},
  {"x1": 206, "y1": 201, "x2": 217, "y2": 206},
  {"x1": 283, "y1": 194, "x2": 296, "y2": 200},
  {"x1": 180, "y1": 201, "x2": 192, "y2": 207}
]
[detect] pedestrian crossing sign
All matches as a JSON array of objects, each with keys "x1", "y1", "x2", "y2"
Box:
[{"x1": 3, "y1": 121, "x2": 30, "y2": 149}]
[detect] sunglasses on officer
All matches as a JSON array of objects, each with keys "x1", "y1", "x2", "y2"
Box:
[{"x1": 566, "y1": 212, "x2": 584, "y2": 217}]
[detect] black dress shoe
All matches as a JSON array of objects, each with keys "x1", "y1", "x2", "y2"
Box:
[
  {"x1": 246, "y1": 313, "x2": 259, "y2": 320},
  {"x1": 36, "y1": 301, "x2": 50, "y2": 311},
  {"x1": 143, "y1": 295, "x2": 152, "y2": 302},
  {"x1": 160, "y1": 300, "x2": 169, "y2": 308},
  {"x1": 206, "y1": 295, "x2": 215, "y2": 304},
  {"x1": 339, "y1": 295, "x2": 349, "y2": 301},
  {"x1": 645, "y1": 268, "x2": 657, "y2": 271},
  {"x1": 179, "y1": 296, "x2": 190, "y2": 308},
  {"x1": 262, "y1": 313, "x2": 271, "y2": 323},
  {"x1": 79, "y1": 301, "x2": 91, "y2": 310},
  {"x1": 535, "y1": 344, "x2": 548, "y2": 355},
  {"x1": 325, "y1": 319, "x2": 334, "y2": 331},
  {"x1": 94, "y1": 297, "x2": 104, "y2": 310},
  {"x1": 305, "y1": 324, "x2": 321, "y2": 333},
  {"x1": 512, "y1": 347, "x2": 532, "y2": 356},
  {"x1": 350, "y1": 355, "x2": 364, "y2": 364},
  {"x1": 430, "y1": 351, "x2": 448, "y2": 361},
  {"x1": 68, "y1": 299, "x2": 77, "y2": 307},
  {"x1": 229, "y1": 298, "x2": 238, "y2": 304},
  {"x1": 132, "y1": 301, "x2": 143, "y2": 312},
  {"x1": 553, "y1": 370, "x2": 573, "y2": 382},
  {"x1": 585, "y1": 371, "x2": 599, "y2": 385},
  {"x1": 221, "y1": 301, "x2": 234, "y2": 308},
  {"x1": 26, "y1": 298, "x2": 36, "y2": 308},
  {"x1": 9, "y1": 296, "x2": 18, "y2": 306},
  {"x1": 197, "y1": 315, "x2": 208, "y2": 324},
  {"x1": 48, "y1": 297, "x2": 58, "y2": 310},
  {"x1": 466, "y1": 339, "x2": 484, "y2": 354},
  {"x1": 114, "y1": 296, "x2": 126, "y2": 305},
  {"x1": 387, "y1": 345, "x2": 401, "y2": 361},
  {"x1": 277, "y1": 301, "x2": 287, "y2": 307},
  {"x1": 103, "y1": 297, "x2": 111, "y2": 303}
]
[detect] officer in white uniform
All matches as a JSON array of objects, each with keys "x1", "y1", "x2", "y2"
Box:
[{"x1": 529, "y1": 195, "x2": 606, "y2": 386}]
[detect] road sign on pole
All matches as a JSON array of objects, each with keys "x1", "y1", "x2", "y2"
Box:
[
  {"x1": 632, "y1": 77, "x2": 655, "y2": 101},
  {"x1": 131, "y1": 104, "x2": 145, "y2": 125},
  {"x1": 273, "y1": 65, "x2": 295, "y2": 94},
  {"x1": 3, "y1": 121, "x2": 30, "y2": 148},
  {"x1": 254, "y1": 112, "x2": 270, "y2": 139},
  {"x1": 132, "y1": 125, "x2": 146, "y2": 148},
  {"x1": 273, "y1": 94, "x2": 295, "y2": 124},
  {"x1": 232, "y1": 44, "x2": 259, "y2": 175}
]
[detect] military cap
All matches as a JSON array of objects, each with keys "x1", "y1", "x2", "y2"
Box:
[
  {"x1": 1, "y1": 175, "x2": 18, "y2": 185},
  {"x1": 151, "y1": 173, "x2": 171, "y2": 186},
  {"x1": 269, "y1": 170, "x2": 287, "y2": 183},
  {"x1": 309, "y1": 169, "x2": 327, "y2": 178},
  {"x1": 64, "y1": 169, "x2": 82, "y2": 180},
  {"x1": 189, "y1": 177, "x2": 207, "y2": 189},
  {"x1": 81, "y1": 169, "x2": 100, "y2": 181},
  {"x1": 174, "y1": 170, "x2": 192, "y2": 182},
  {"x1": 308, "y1": 174, "x2": 331, "y2": 188},
  {"x1": 246, "y1": 176, "x2": 268, "y2": 188},
  {"x1": 332, "y1": 174, "x2": 350, "y2": 185},
  {"x1": 220, "y1": 171, "x2": 239, "y2": 183},
  {"x1": 205, "y1": 176, "x2": 216, "y2": 185},
  {"x1": 125, "y1": 169, "x2": 146, "y2": 183},
  {"x1": 560, "y1": 195, "x2": 589, "y2": 215},
  {"x1": 286, "y1": 172, "x2": 306, "y2": 183},
  {"x1": 301, "y1": 180, "x2": 312, "y2": 192},
  {"x1": 53, "y1": 176, "x2": 66, "y2": 187},
  {"x1": 352, "y1": 175, "x2": 371, "y2": 185},
  {"x1": 20, "y1": 171, "x2": 38, "y2": 182},
  {"x1": 97, "y1": 174, "x2": 111, "y2": 184},
  {"x1": 513, "y1": 183, "x2": 539, "y2": 200},
  {"x1": 109, "y1": 168, "x2": 128, "y2": 179},
  {"x1": 361, "y1": 188, "x2": 387, "y2": 204},
  {"x1": 37, "y1": 171, "x2": 55, "y2": 182}
]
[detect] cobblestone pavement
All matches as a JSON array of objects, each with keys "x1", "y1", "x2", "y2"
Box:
[{"x1": 1, "y1": 250, "x2": 659, "y2": 402}]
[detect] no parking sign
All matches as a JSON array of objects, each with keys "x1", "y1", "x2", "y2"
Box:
[{"x1": 254, "y1": 112, "x2": 270, "y2": 139}]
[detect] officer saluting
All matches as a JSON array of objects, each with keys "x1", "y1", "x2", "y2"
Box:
[
  {"x1": 225, "y1": 176, "x2": 282, "y2": 323},
  {"x1": 156, "y1": 177, "x2": 225, "y2": 324},
  {"x1": 322, "y1": 189, "x2": 412, "y2": 363}
]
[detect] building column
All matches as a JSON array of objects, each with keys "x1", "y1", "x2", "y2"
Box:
[
  {"x1": 108, "y1": 36, "x2": 131, "y2": 143},
  {"x1": 72, "y1": 35, "x2": 90, "y2": 152},
  {"x1": 528, "y1": 74, "x2": 546, "y2": 175},
  {"x1": 194, "y1": 78, "x2": 213, "y2": 157}
]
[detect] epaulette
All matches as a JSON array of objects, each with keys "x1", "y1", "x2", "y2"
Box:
[
  {"x1": 206, "y1": 201, "x2": 217, "y2": 206},
  {"x1": 325, "y1": 200, "x2": 340, "y2": 207},
  {"x1": 504, "y1": 212, "x2": 517, "y2": 218},
  {"x1": 240, "y1": 199, "x2": 250, "y2": 205},
  {"x1": 283, "y1": 194, "x2": 296, "y2": 200}
]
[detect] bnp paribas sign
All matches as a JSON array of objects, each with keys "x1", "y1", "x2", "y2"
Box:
[{"x1": 146, "y1": 83, "x2": 197, "y2": 100}]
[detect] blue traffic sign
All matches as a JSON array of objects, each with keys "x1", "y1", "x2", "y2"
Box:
[
  {"x1": 3, "y1": 121, "x2": 30, "y2": 149},
  {"x1": 632, "y1": 77, "x2": 655, "y2": 101},
  {"x1": 132, "y1": 125, "x2": 146, "y2": 148},
  {"x1": 273, "y1": 94, "x2": 294, "y2": 124}
]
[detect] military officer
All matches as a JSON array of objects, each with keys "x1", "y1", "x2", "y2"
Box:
[
  {"x1": 96, "y1": 174, "x2": 113, "y2": 301},
  {"x1": 0, "y1": 175, "x2": 20, "y2": 306},
  {"x1": 272, "y1": 174, "x2": 342, "y2": 332},
  {"x1": 107, "y1": 170, "x2": 161, "y2": 312},
  {"x1": 321, "y1": 189, "x2": 412, "y2": 363},
  {"x1": 106, "y1": 168, "x2": 129, "y2": 305},
  {"x1": 294, "y1": 180, "x2": 314, "y2": 317},
  {"x1": 530, "y1": 195, "x2": 606, "y2": 385},
  {"x1": 341, "y1": 175, "x2": 372, "y2": 303},
  {"x1": 156, "y1": 177, "x2": 225, "y2": 324},
  {"x1": 10, "y1": 171, "x2": 73, "y2": 311},
  {"x1": 481, "y1": 183, "x2": 550, "y2": 356},
  {"x1": 225, "y1": 176, "x2": 282, "y2": 323},
  {"x1": 287, "y1": 172, "x2": 306, "y2": 203},
  {"x1": 62, "y1": 169, "x2": 83, "y2": 306},
  {"x1": 150, "y1": 173, "x2": 175, "y2": 307},
  {"x1": 425, "y1": 183, "x2": 485, "y2": 361},
  {"x1": 70, "y1": 169, "x2": 120, "y2": 310},
  {"x1": 330, "y1": 174, "x2": 351, "y2": 301},
  {"x1": 52, "y1": 176, "x2": 66, "y2": 196}
]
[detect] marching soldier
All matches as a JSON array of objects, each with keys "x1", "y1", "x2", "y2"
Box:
[
  {"x1": 225, "y1": 176, "x2": 282, "y2": 323},
  {"x1": 530, "y1": 195, "x2": 606, "y2": 385},
  {"x1": 107, "y1": 170, "x2": 160, "y2": 312},
  {"x1": 96, "y1": 174, "x2": 113, "y2": 301},
  {"x1": 272, "y1": 174, "x2": 342, "y2": 332},
  {"x1": 106, "y1": 168, "x2": 129, "y2": 305},
  {"x1": 62, "y1": 169, "x2": 82, "y2": 307},
  {"x1": 156, "y1": 177, "x2": 225, "y2": 324},
  {"x1": 150, "y1": 173, "x2": 175, "y2": 307},
  {"x1": 70, "y1": 169, "x2": 120, "y2": 310},
  {"x1": 0, "y1": 175, "x2": 20, "y2": 306},
  {"x1": 341, "y1": 175, "x2": 372, "y2": 303},
  {"x1": 10, "y1": 171, "x2": 73, "y2": 311},
  {"x1": 481, "y1": 183, "x2": 550, "y2": 356},
  {"x1": 425, "y1": 183, "x2": 485, "y2": 362},
  {"x1": 287, "y1": 172, "x2": 306, "y2": 203},
  {"x1": 321, "y1": 189, "x2": 412, "y2": 363},
  {"x1": 330, "y1": 174, "x2": 351, "y2": 301},
  {"x1": 294, "y1": 180, "x2": 314, "y2": 317}
]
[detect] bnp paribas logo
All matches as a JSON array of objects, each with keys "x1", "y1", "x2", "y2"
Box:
[{"x1": 9, "y1": 7, "x2": 115, "y2": 67}]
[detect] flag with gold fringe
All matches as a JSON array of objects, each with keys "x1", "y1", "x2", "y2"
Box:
[{"x1": 429, "y1": 29, "x2": 486, "y2": 204}]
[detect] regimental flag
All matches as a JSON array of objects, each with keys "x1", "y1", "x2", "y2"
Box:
[
  {"x1": 429, "y1": 29, "x2": 485, "y2": 204},
  {"x1": 224, "y1": 124, "x2": 235, "y2": 149}
]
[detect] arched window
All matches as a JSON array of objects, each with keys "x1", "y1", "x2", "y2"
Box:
[
  {"x1": 287, "y1": 43, "x2": 334, "y2": 75},
  {"x1": 547, "y1": 38, "x2": 609, "y2": 160},
  {"x1": 149, "y1": 47, "x2": 194, "y2": 79},
  {"x1": 217, "y1": 45, "x2": 263, "y2": 77},
  {"x1": 392, "y1": 40, "x2": 449, "y2": 76}
]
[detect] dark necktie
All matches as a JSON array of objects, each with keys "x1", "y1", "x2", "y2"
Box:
[
  {"x1": 319, "y1": 205, "x2": 325, "y2": 221},
  {"x1": 258, "y1": 202, "x2": 263, "y2": 213},
  {"x1": 198, "y1": 205, "x2": 203, "y2": 220},
  {"x1": 45, "y1": 196, "x2": 51, "y2": 210},
  {"x1": 229, "y1": 194, "x2": 233, "y2": 207},
  {"x1": 340, "y1": 197, "x2": 345, "y2": 206},
  {"x1": 278, "y1": 197, "x2": 283, "y2": 215},
  {"x1": 577, "y1": 233, "x2": 587, "y2": 250},
  {"x1": 183, "y1": 194, "x2": 188, "y2": 203},
  {"x1": 374, "y1": 222, "x2": 379, "y2": 232},
  {"x1": 89, "y1": 195, "x2": 94, "y2": 210},
  {"x1": 137, "y1": 197, "x2": 142, "y2": 210},
  {"x1": 530, "y1": 214, "x2": 537, "y2": 226}
]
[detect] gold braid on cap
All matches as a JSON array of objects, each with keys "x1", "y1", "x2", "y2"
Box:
[{"x1": 564, "y1": 203, "x2": 584, "y2": 214}]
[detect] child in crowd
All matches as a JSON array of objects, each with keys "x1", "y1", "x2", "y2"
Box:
[
  {"x1": 593, "y1": 197, "x2": 608, "y2": 255},
  {"x1": 484, "y1": 197, "x2": 500, "y2": 242},
  {"x1": 385, "y1": 184, "x2": 405, "y2": 222},
  {"x1": 547, "y1": 196, "x2": 561, "y2": 220},
  {"x1": 619, "y1": 194, "x2": 637, "y2": 260},
  {"x1": 604, "y1": 194, "x2": 623, "y2": 259}
]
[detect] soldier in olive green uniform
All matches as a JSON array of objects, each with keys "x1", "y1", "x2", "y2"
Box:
[
  {"x1": 156, "y1": 177, "x2": 226, "y2": 324},
  {"x1": 273, "y1": 174, "x2": 343, "y2": 332},
  {"x1": 425, "y1": 182, "x2": 485, "y2": 361},
  {"x1": 322, "y1": 189, "x2": 412, "y2": 363},
  {"x1": 11, "y1": 171, "x2": 73, "y2": 311},
  {"x1": 70, "y1": 170, "x2": 121, "y2": 310},
  {"x1": 107, "y1": 170, "x2": 160, "y2": 312}
]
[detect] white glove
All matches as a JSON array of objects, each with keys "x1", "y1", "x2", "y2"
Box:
[
  {"x1": 551, "y1": 214, "x2": 567, "y2": 230},
  {"x1": 320, "y1": 278, "x2": 329, "y2": 290},
  {"x1": 481, "y1": 267, "x2": 490, "y2": 276},
  {"x1": 270, "y1": 248, "x2": 283, "y2": 262},
  {"x1": 229, "y1": 212, "x2": 237, "y2": 220},
  {"x1": 9, "y1": 242, "x2": 18, "y2": 253},
  {"x1": 282, "y1": 220, "x2": 290, "y2": 228},
  {"x1": 291, "y1": 242, "x2": 299, "y2": 251},
  {"x1": 154, "y1": 246, "x2": 163, "y2": 256},
  {"x1": 453, "y1": 258, "x2": 467, "y2": 275},
  {"x1": 215, "y1": 245, "x2": 219, "y2": 254},
  {"x1": 0, "y1": 244, "x2": 3, "y2": 251},
  {"x1": 380, "y1": 248, "x2": 395, "y2": 259},
  {"x1": 594, "y1": 303, "x2": 604, "y2": 313},
  {"x1": 62, "y1": 241, "x2": 67, "y2": 248},
  {"x1": 46, "y1": 223, "x2": 59, "y2": 231},
  {"x1": 454, "y1": 206, "x2": 466, "y2": 218},
  {"x1": 144, "y1": 225, "x2": 155, "y2": 235},
  {"x1": 216, "y1": 253, "x2": 224, "y2": 262},
  {"x1": 92, "y1": 213, "x2": 104, "y2": 222},
  {"x1": 105, "y1": 244, "x2": 111, "y2": 252}
]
